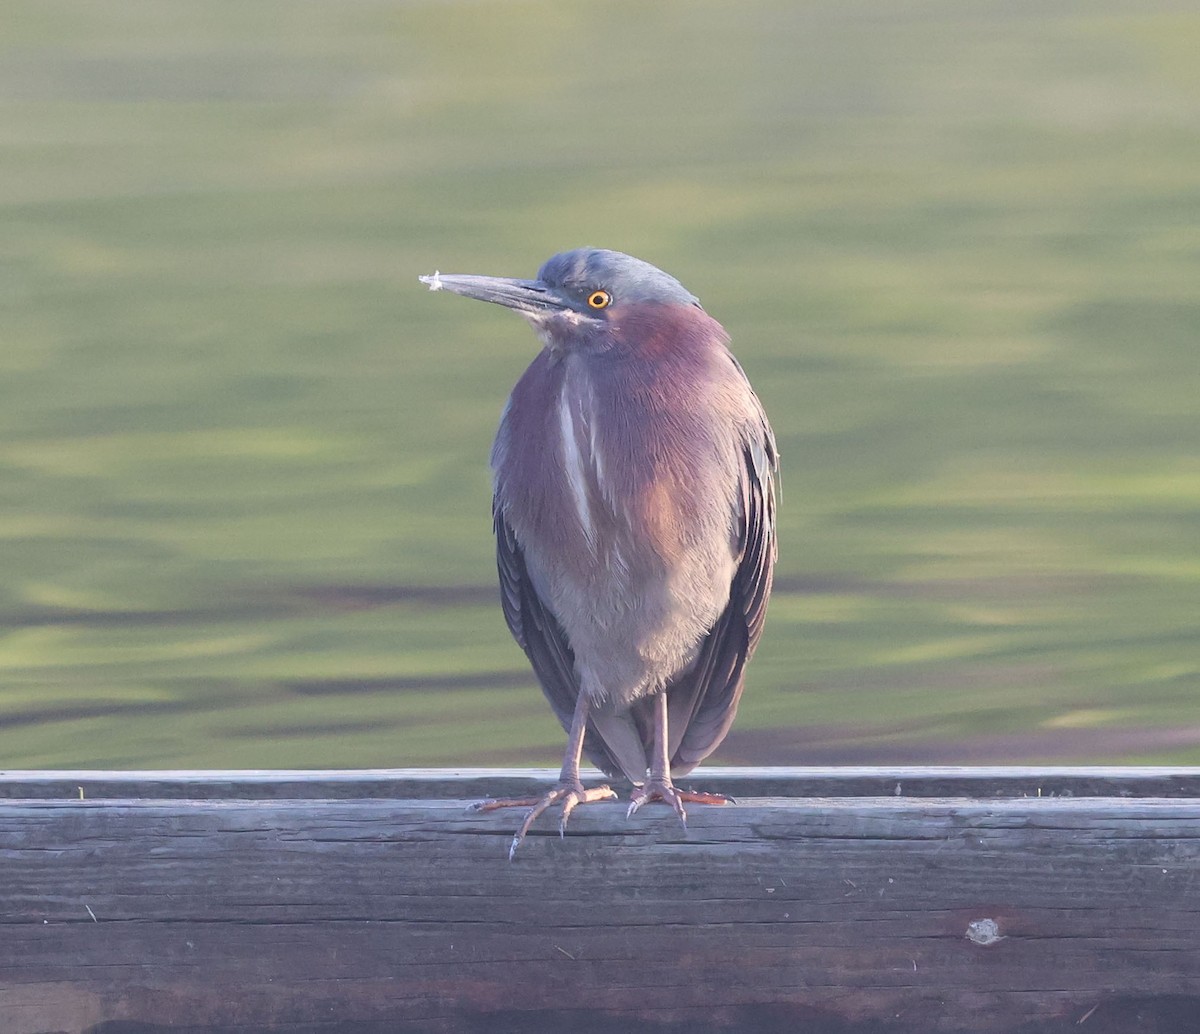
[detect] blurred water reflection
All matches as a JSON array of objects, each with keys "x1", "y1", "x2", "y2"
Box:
[{"x1": 2, "y1": 1, "x2": 1198, "y2": 768}]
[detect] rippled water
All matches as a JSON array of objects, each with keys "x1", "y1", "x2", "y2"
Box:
[{"x1": 3, "y1": 1, "x2": 1198, "y2": 768}]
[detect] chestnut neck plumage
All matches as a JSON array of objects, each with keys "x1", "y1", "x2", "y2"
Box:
[{"x1": 493, "y1": 301, "x2": 740, "y2": 583}]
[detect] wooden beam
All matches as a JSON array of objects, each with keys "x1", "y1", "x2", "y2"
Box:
[{"x1": 2, "y1": 768, "x2": 1199, "y2": 1034}]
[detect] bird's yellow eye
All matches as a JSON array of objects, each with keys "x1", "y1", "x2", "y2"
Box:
[{"x1": 587, "y1": 289, "x2": 611, "y2": 310}]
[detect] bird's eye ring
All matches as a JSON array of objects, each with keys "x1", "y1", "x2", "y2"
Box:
[{"x1": 587, "y1": 290, "x2": 611, "y2": 310}]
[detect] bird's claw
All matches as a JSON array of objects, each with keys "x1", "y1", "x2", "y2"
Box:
[
  {"x1": 558, "y1": 790, "x2": 584, "y2": 836},
  {"x1": 627, "y1": 780, "x2": 689, "y2": 829},
  {"x1": 626, "y1": 783, "x2": 733, "y2": 829},
  {"x1": 471, "y1": 782, "x2": 615, "y2": 860},
  {"x1": 468, "y1": 797, "x2": 536, "y2": 813}
]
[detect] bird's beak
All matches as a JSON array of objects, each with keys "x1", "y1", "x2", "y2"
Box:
[{"x1": 419, "y1": 271, "x2": 566, "y2": 316}]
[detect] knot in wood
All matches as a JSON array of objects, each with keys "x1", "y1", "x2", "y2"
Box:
[{"x1": 965, "y1": 917, "x2": 1003, "y2": 946}]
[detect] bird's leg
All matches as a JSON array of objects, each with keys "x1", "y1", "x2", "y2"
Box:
[
  {"x1": 627, "y1": 692, "x2": 731, "y2": 829},
  {"x1": 627, "y1": 691, "x2": 687, "y2": 826},
  {"x1": 470, "y1": 691, "x2": 616, "y2": 859}
]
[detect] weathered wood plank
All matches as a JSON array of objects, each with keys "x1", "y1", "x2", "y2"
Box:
[
  {"x1": 5, "y1": 764, "x2": 1200, "y2": 799},
  {"x1": 2, "y1": 769, "x2": 1200, "y2": 1034}
]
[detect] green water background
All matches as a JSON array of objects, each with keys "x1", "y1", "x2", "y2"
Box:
[{"x1": 3, "y1": 1, "x2": 1198, "y2": 769}]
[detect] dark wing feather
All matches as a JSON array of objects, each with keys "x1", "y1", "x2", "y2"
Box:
[
  {"x1": 664, "y1": 425, "x2": 778, "y2": 774},
  {"x1": 494, "y1": 504, "x2": 625, "y2": 778}
]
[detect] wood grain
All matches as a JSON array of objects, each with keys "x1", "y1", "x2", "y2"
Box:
[{"x1": 2, "y1": 769, "x2": 1199, "y2": 1034}]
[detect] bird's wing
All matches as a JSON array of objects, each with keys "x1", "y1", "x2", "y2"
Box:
[
  {"x1": 494, "y1": 505, "x2": 627, "y2": 778},
  {"x1": 663, "y1": 423, "x2": 778, "y2": 774}
]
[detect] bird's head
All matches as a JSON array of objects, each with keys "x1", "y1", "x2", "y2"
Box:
[{"x1": 420, "y1": 248, "x2": 704, "y2": 354}]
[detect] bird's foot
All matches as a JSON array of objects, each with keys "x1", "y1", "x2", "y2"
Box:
[
  {"x1": 470, "y1": 782, "x2": 617, "y2": 860},
  {"x1": 627, "y1": 782, "x2": 733, "y2": 830}
]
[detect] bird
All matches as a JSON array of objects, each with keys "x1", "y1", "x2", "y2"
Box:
[{"x1": 420, "y1": 248, "x2": 777, "y2": 858}]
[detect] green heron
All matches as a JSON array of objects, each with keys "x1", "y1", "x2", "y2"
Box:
[{"x1": 421, "y1": 248, "x2": 777, "y2": 858}]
